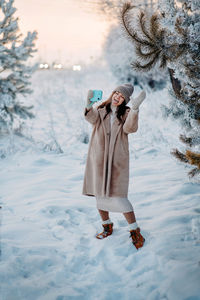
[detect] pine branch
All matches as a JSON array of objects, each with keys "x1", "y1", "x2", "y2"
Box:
[
  {"x1": 171, "y1": 148, "x2": 200, "y2": 178},
  {"x1": 159, "y1": 54, "x2": 167, "y2": 68},
  {"x1": 158, "y1": 28, "x2": 165, "y2": 42},
  {"x1": 184, "y1": 64, "x2": 200, "y2": 79},
  {"x1": 188, "y1": 168, "x2": 200, "y2": 178},
  {"x1": 131, "y1": 51, "x2": 160, "y2": 72},
  {"x1": 121, "y1": 3, "x2": 177, "y2": 73},
  {"x1": 175, "y1": 91, "x2": 200, "y2": 117},
  {"x1": 175, "y1": 17, "x2": 187, "y2": 37},
  {"x1": 171, "y1": 148, "x2": 189, "y2": 163},
  {"x1": 180, "y1": 134, "x2": 200, "y2": 146},
  {"x1": 13, "y1": 104, "x2": 35, "y2": 119},
  {"x1": 179, "y1": 134, "x2": 193, "y2": 147},
  {"x1": 121, "y1": 3, "x2": 154, "y2": 47},
  {"x1": 135, "y1": 44, "x2": 160, "y2": 59},
  {"x1": 185, "y1": 150, "x2": 200, "y2": 168},
  {"x1": 139, "y1": 11, "x2": 154, "y2": 42}
]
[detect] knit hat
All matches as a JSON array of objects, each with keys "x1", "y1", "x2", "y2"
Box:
[{"x1": 113, "y1": 83, "x2": 134, "y2": 104}]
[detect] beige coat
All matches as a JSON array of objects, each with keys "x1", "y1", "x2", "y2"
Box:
[{"x1": 82, "y1": 106, "x2": 139, "y2": 198}]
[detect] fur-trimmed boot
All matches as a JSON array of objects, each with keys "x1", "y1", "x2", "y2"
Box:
[
  {"x1": 96, "y1": 223, "x2": 113, "y2": 239},
  {"x1": 130, "y1": 227, "x2": 145, "y2": 249}
]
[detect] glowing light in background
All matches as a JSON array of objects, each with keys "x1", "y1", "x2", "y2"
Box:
[
  {"x1": 72, "y1": 65, "x2": 82, "y2": 71},
  {"x1": 14, "y1": 0, "x2": 111, "y2": 65},
  {"x1": 39, "y1": 63, "x2": 49, "y2": 69}
]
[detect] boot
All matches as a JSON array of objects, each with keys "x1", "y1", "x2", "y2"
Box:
[
  {"x1": 96, "y1": 223, "x2": 113, "y2": 239},
  {"x1": 130, "y1": 227, "x2": 145, "y2": 249}
]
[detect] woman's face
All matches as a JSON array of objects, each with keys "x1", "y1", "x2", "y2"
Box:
[{"x1": 111, "y1": 91, "x2": 125, "y2": 106}]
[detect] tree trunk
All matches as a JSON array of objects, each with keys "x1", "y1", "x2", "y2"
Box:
[{"x1": 168, "y1": 68, "x2": 182, "y2": 96}]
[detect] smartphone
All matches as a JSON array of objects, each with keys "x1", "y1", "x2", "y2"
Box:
[{"x1": 90, "y1": 90, "x2": 103, "y2": 102}]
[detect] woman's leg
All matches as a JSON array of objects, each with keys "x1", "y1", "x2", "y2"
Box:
[
  {"x1": 123, "y1": 211, "x2": 136, "y2": 224},
  {"x1": 123, "y1": 211, "x2": 145, "y2": 249},
  {"x1": 96, "y1": 209, "x2": 113, "y2": 239},
  {"x1": 98, "y1": 209, "x2": 109, "y2": 221}
]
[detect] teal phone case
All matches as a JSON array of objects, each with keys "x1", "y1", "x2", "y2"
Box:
[{"x1": 90, "y1": 90, "x2": 103, "y2": 102}]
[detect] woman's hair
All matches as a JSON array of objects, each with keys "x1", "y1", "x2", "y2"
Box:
[{"x1": 97, "y1": 91, "x2": 128, "y2": 123}]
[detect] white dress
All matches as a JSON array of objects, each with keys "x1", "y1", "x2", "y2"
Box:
[{"x1": 96, "y1": 105, "x2": 134, "y2": 213}]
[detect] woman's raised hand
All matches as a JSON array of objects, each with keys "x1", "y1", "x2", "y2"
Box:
[
  {"x1": 131, "y1": 90, "x2": 146, "y2": 111},
  {"x1": 86, "y1": 90, "x2": 94, "y2": 109}
]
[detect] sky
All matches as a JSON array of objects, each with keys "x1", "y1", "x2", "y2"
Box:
[{"x1": 14, "y1": 0, "x2": 111, "y2": 65}]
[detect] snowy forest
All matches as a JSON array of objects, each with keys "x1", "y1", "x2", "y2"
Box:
[{"x1": 1, "y1": 0, "x2": 200, "y2": 300}]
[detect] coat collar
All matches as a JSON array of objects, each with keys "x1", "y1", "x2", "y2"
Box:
[{"x1": 98, "y1": 106, "x2": 108, "y2": 119}]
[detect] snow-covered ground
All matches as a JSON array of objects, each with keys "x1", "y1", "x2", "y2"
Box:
[{"x1": 1, "y1": 64, "x2": 200, "y2": 300}]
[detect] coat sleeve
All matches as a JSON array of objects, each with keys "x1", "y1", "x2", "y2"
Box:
[
  {"x1": 123, "y1": 109, "x2": 139, "y2": 134},
  {"x1": 84, "y1": 107, "x2": 99, "y2": 125}
]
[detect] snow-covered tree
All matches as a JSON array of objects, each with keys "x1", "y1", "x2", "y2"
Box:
[
  {"x1": 121, "y1": 1, "x2": 200, "y2": 177},
  {"x1": 0, "y1": 0, "x2": 37, "y2": 132}
]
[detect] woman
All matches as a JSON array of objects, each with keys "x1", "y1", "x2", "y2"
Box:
[{"x1": 82, "y1": 84, "x2": 146, "y2": 249}]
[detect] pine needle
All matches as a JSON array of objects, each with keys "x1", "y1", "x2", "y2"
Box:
[
  {"x1": 179, "y1": 134, "x2": 193, "y2": 146},
  {"x1": 159, "y1": 54, "x2": 167, "y2": 68},
  {"x1": 150, "y1": 14, "x2": 160, "y2": 39},
  {"x1": 188, "y1": 167, "x2": 200, "y2": 178},
  {"x1": 121, "y1": 3, "x2": 154, "y2": 47},
  {"x1": 185, "y1": 150, "x2": 200, "y2": 168},
  {"x1": 139, "y1": 11, "x2": 154, "y2": 42},
  {"x1": 171, "y1": 148, "x2": 189, "y2": 163},
  {"x1": 135, "y1": 44, "x2": 160, "y2": 59},
  {"x1": 131, "y1": 51, "x2": 160, "y2": 72}
]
